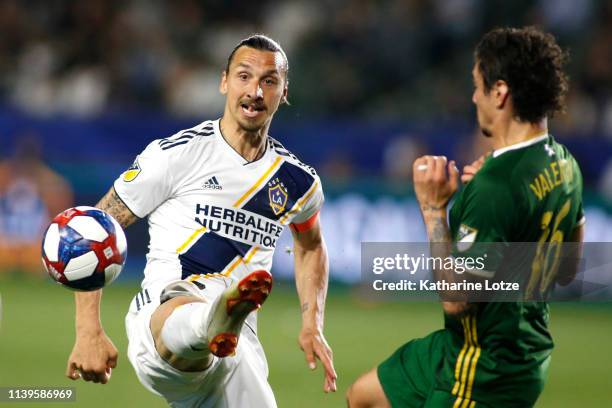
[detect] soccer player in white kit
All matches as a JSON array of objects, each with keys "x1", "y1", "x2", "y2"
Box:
[{"x1": 64, "y1": 35, "x2": 337, "y2": 407}]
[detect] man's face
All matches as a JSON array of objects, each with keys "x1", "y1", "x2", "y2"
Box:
[
  {"x1": 220, "y1": 46, "x2": 288, "y2": 132},
  {"x1": 472, "y1": 64, "x2": 495, "y2": 137}
]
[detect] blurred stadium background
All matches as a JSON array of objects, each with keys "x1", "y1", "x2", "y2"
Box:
[{"x1": 0, "y1": 0, "x2": 611, "y2": 407}]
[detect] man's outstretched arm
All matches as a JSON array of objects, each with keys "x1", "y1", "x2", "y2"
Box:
[
  {"x1": 291, "y1": 218, "x2": 337, "y2": 393},
  {"x1": 66, "y1": 187, "x2": 138, "y2": 384}
]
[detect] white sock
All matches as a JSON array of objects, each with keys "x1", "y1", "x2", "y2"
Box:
[{"x1": 160, "y1": 302, "x2": 209, "y2": 360}]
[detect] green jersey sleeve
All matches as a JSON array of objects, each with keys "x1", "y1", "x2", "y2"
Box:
[{"x1": 450, "y1": 172, "x2": 519, "y2": 277}]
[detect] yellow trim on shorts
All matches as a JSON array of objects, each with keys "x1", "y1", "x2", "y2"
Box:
[
  {"x1": 243, "y1": 246, "x2": 259, "y2": 263},
  {"x1": 233, "y1": 156, "x2": 283, "y2": 208}
]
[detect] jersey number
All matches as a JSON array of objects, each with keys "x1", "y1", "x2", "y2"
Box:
[{"x1": 526, "y1": 198, "x2": 571, "y2": 299}]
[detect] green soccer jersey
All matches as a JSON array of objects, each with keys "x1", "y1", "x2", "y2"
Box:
[{"x1": 443, "y1": 134, "x2": 584, "y2": 406}]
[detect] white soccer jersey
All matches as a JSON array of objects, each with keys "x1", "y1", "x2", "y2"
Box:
[{"x1": 114, "y1": 119, "x2": 323, "y2": 289}]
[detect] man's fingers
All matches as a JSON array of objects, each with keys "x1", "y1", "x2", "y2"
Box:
[
  {"x1": 325, "y1": 371, "x2": 337, "y2": 392},
  {"x1": 413, "y1": 157, "x2": 428, "y2": 181},
  {"x1": 449, "y1": 160, "x2": 459, "y2": 192},
  {"x1": 100, "y1": 368, "x2": 111, "y2": 385},
  {"x1": 81, "y1": 371, "x2": 94, "y2": 382},
  {"x1": 66, "y1": 361, "x2": 79, "y2": 380},
  {"x1": 314, "y1": 344, "x2": 337, "y2": 381},
  {"x1": 108, "y1": 354, "x2": 118, "y2": 369},
  {"x1": 324, "y1": 375, "x2": 337, "y2": 393},
  {"x1": 434, "y1": 156, "x2": 448, "y2": 181},
  {"x1": 424, "y1": 156, "x2": 435, "y2": 180},
  {"x1": 302, "y1": 343, "x2": 316, "y2": 370}
]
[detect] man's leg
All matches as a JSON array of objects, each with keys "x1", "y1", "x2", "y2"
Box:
[
  {"x1": 349, "y1": 330, "x2": 448, "y2": 408},
  {"x1": 346, "y1": 368, "x2": 391, "y2": 408},
  {"x1": 149, "y1": 270, "x2": 273, "y2": 372}
]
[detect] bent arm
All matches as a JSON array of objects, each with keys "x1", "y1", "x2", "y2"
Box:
[
  {"x1": 96, "y1": 187, "x2": 139, "y2": 228},
  {"x1": 556, "y1": 224, "x2": 585, "y2": 286},
  {"x1": 422, "y1": 209, "x2": 471, "y2": 316}
]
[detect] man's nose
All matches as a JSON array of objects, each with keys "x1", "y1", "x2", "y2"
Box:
[{"x1": 247, "y1": 82, "x2": 263, "y2": 99}]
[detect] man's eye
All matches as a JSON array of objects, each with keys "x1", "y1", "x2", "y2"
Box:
[
  {"x1": 239, "y1": 74, "x2": 248, "y2": 80},
  {"x1": 265, "y1": 78, "x2": 277, "y2": 85}
]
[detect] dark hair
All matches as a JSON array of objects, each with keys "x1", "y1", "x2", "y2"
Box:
[
  {"x1": 225, "y1": 34, "x2": 289, "y2": 80},
  {"x1": 475, "y1": 26, "x2": 569, "y2": 123}
]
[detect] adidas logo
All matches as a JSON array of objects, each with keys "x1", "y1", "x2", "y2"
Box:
[{"x1": 203, "y1": 176, "x2": 222, "y2": 190}]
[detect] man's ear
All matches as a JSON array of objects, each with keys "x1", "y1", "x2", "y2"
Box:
[
  {"x1": 281, "y1": 85, "x2": 289, "y2": 105},
  {"x1": 494, "y1": 79, "x2": 509, "y2": 109},
  {"x1": 220, "y1": 70, "x2": 228, "y2": 95}
]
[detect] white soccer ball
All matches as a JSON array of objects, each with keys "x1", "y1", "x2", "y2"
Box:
[{"x1": 41, "y1": 206, "x2": 127, "y2": 291}]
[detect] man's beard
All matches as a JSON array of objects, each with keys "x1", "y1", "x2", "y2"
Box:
[
  {"x1": 477, "y1": 112, "x2": 492, "y2": 137},
  {"x1": 238, "y1": 117, "x2": 265, "y2": 132}
]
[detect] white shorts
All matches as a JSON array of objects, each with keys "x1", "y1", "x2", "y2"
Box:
[{"x1": 125, "y1": 277, "x2": 277, "y2": 408}]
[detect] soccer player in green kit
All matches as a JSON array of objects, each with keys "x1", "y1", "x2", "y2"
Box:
[{"x1": 347, "y1": 27, "x2": 585, "y2": 408}]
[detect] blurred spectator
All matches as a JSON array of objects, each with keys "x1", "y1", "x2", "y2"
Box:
[
  {"x1": 599, "y1": 159, "x2": 612, "y2": 205},
  {"x1": 0, "y1": 135, "x2": 73, "y2": 275},
  {"x1": 0, "y1": 0, "x2": 606, "y2": 137},
  {"x1": 0, "y1": 0, "x2": 610, "y2": 198},
  {"x1": 383, "y1": 135, "x2": 427, "y2": 183}
]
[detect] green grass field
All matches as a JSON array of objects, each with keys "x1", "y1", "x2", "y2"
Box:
[{"x1": 0, "y1": 275, "x2": 611, "y2": 407}]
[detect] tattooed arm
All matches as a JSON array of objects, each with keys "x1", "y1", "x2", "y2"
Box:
[
  {"x1": 96, "y1": 187, "x2": 139, "y2": 228},
  {"x1": 65, "y1": 187, "x2": 139, "y2": 384},
  {"x1": 291, "y1": 220, "x2": 337, "y2": 393},
  {"x1": 413, "y1": 156, "x2": 471, "y2": 316}
]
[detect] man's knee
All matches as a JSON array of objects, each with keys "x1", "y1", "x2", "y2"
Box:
[
  {"x1": 347, "y1": 368, "x2": 390, "y2": 408},
  {"x1": 346, "y1": 380, "x2": 366, "y2": 407},
  {"x1": 150, "y1": 296, "x2": 212, "y2": 371}
]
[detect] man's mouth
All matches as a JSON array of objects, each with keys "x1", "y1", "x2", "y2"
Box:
[{"x1": 240, "y1": 103, "x2": 265, "y2": 118}]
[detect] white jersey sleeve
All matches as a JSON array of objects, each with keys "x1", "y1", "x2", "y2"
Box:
[
  {"x1": 114, "y1": 141, "x2": 173, "y2": 218},
  {"x1": 291, "y1": 176, "x2": 325, "y2": 232}
]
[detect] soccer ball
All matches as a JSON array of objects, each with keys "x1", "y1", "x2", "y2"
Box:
[{"x1": 41, "y1": 206, "x2": 127, "y2": 291}]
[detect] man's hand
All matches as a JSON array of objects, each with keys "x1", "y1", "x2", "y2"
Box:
[
  {"x1": 413, "y1": 155, "x2": 459, "y2": 212},
  {"x1": 66, "y1": 329, "x2": 118, "y2": 384},
  {"x1": 298, "y1": 326, "x2": 337, "y2": 393},
  {"x1": 461, "y1": 154, "x2": 486, "y2": 184}
]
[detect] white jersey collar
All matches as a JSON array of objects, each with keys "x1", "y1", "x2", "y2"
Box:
[
  {"x1": 214, "y1": 118, "x2": 270, "y2": 165},
  {"x1": 492, "y1": 133, "x2": 549, "y2": 158}
]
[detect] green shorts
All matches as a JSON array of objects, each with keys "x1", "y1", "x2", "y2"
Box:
[{"x1": 377, "y1": 330, "x2": 546, "y2": 408}]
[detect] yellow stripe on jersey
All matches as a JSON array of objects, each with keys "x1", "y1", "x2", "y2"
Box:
[
  {"x1": 233, "y1": 156, "x2": 283, "y2": 208},
  {"x1": 278, "y1": 181, "x2": 319, "y2": 225},
  {"x1": 464, "y1": 317, "x2": 482, "y2": 405},
  {"x1": 452, "y1": 316, "x2": 471, "y2": 396},
  {"x1": 453, "y1": 315, "x2": 481, "y2": 408},
  {"x1": 453, "y1": 316, "x2": 474, "y2": 408},
  {"x1": 176, "y1": 227, "x2": 207, "y2": 253}
]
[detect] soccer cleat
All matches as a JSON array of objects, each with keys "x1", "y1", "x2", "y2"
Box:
[{"x1": 207, "y1": 270, "x2": 273, "y2": 357}]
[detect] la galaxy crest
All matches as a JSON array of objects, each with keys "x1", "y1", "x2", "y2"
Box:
[
  {"x1": 268, "y1": 178, "x2": 288, "y2": 216},
  {"x1": 123, "y1": 158, "x2": 141, "y2": 182}
]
